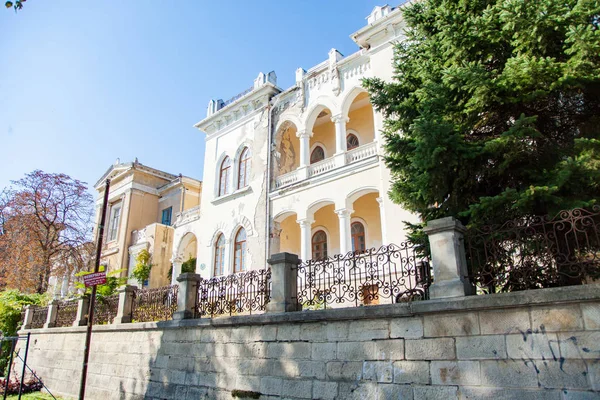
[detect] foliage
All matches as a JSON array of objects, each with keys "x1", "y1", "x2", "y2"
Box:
[
  {"x1": 5, "y1": 394, "x2": 65, "y2": 400},
  {"x1": 0, "y1": 290, "x2": 46, "y2": 375},
  {"x1": 0, "y1": 170, "x2": 94, "y2": 294},
  {"x1": 130, "y1": 249, "x2": 153, "y2": 286},
  {"x1": 181, "y1": 257, "x2": 197, "y2": 274},
  {"x1": 4, "y1": 0, "x2": 25, "y2": 12},
  {"x1": 364, "y1": 0, "x2": 600, "y2": 232},
  {"x1": 0, "y1": 375, "x2": 43, "y2": 396},
  {"x1": 74, "y1": 267, "x2": 127, "y2": 298}
]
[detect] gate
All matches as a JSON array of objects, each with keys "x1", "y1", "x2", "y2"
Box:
[{"x1": 0, "y1": 333, "x2": 56, "y2": 400}]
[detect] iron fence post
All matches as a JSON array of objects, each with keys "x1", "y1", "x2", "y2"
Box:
[
  {"x1": 17, "y1": 333, "x2": 30, "y2": 400},
  {"x1": 3, "y1": 339, "x2": 15, "y2": 400}
]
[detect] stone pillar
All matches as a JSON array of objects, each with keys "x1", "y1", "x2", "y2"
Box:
[
  {"x1": 335, "y1": 208, "x2": 354, "y2": 254},
  {"x1": 331, "y1": 114, "x2": 349, "y2": 155},
  {"x1": 297, "y1": 218, "x2": 314, "y2": 262},
  {"x1": 266, "y1": 252, "x2": 300, "y2": 313},
  {"x1": 269, "y1": 221, "x2": 282, "y2": 256},
  {"x1": 22, "y1": 305, "x2": 34, "y2": 330},
  {"x1": 73, "y1": 296, "x2": 90, "y2": 327},
  {"x1": 376, "y1": 197, "x2": 388, "y2": 244},
  {"x1": 423, "y1": 217, "x2": 472, "y2": 299},
  {"x1": 297, "y1": 130, "x2": 311, "y2": 168},
  {"x1": 43, "y1": 300, "x2": 59, "y2": 329},
  {"x1": 170, "y1": 255, "x2": 183, "y2": 286},
  {"x1": 174, "y1": 273, "x2": 201, "y2": 320},
  {"x1": 114, "y1": 285, "x2": 136, "y2": 324}
]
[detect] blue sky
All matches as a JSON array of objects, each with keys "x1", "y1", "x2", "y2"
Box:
[{"x1": 0, "y1": 1, "x2": 388, "y2": 195}]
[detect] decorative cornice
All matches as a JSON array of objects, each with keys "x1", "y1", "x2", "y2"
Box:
[{"x1": 194, "y1": 83, "x2": 281, "y2": 136}]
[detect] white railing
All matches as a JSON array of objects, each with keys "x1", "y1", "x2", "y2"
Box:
[
  {"x1": 346, "y1": 142, "x2": 378, "y2": 164},
  {"x1": 130, "y1": 228, "x2": 147, "y2": 245},
  {"x1": 308, "y1": 157, "x2": 336, "y2": 178},
  {"x1": 175, "y1": 205, "x2": 201, "y2": 227},
  {"x1": 274, "y1": 169, "x2": 300, "y2": 189},
  {"x1": 341, "y1": 59, "x2": 371, "y2": 80}
]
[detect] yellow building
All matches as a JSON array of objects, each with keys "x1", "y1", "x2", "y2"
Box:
[{"x1": 93, "y1": 159, "x2": 201, "y2": 288}]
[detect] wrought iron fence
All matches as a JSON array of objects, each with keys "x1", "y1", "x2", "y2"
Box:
[
  {"x1": 195, "y1": 269, "x2": 271, "y2": 318},
  {"x1": 132, "y1": 285, "x2": 178, "y2": 323},
  {"x1": 29, "y1": 306, "x2": 48, "y2": 329},
  {"x1": 55, "y1": 299, "x2": 78, "y2": 328},
  {"x1": 465, "y1": 207, "x2": 600, "y2": 294},
  {"x1": 296, "y1": 243, "x2": 431, "y2": 310},
  {"x1": 94, "y1": 294, "x2": 119, "y2": 325}
]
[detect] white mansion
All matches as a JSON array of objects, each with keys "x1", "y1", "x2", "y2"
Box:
[
  {"x1": 169, "y1": 4, "x2": 417, "y2": 282},
  {"x1": 91, "y1": 4, "x2": 419, "y2": 288}
]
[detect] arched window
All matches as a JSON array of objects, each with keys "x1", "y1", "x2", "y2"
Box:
[
  {"x1": 213, "y1": 234, "x2": 225, "y2": 276},
  {"x1": 310, "y1": 146, "x2": 325, "y2": 164},
  {"x1": 351, "y1": 222, "x2": 366, "y2": 253},
  {"x1": 233, "y1": 227, "x2": 247, "y2": 272},
  {"x1": 218, "y1": 157, "x2": 231, "y2": 196},
  {"x1": 238, "y1": 147, "x2": 251, "y2": 189},
  {"x1": 346, "y1": 133, "x2": 360, "y2": 150},
  {"x1": 311, "y1": 230, "x2": 328, "y2": 260}
]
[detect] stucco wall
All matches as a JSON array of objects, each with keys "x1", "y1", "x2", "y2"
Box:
[
  {"x1": 173, "y1": 105, "x2": 270, "y2": 281},
  {"x1": 17, "y1": 285, "x2": 600, "y2": 400}
]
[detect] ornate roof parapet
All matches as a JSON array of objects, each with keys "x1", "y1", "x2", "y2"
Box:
[
  {"x1": 196, "y1": 71, "x2": 281, "y2": 136},
  {"x1": 350, "y1": 2, "x2": 408, "y2": 50}
]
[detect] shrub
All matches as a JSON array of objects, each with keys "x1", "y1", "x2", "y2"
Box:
[
  {"x1": 0, "y1": 290, "x2": 46, "y2": 375},
  {"x1": 0, "y1": 374, "x2": 44, "y2": 395},
  {"x1": 181, "y1": 257, "x2": 197, "y2": 274}
]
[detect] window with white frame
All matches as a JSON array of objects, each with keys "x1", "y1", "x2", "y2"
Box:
[
  {"x1": 213, "y1": 233, "x2": 226, "y2": 276},
  {"x1": 238, "y1": 147, "x2": 251, "y2": 189},
  {"x1": 233, "y1": 227, "x2": 247, "y2": 272},
  {"x1": 218, "y1": 157, "x2": 232, "y2": 196},
  {"x1": 107, "y1": 203, "x2": 122, "y2": 242}
]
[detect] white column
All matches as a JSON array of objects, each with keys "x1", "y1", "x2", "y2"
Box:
[
  {"x1": 373, "y1": 109, "x2": 384, "y2": 144},
  {"x1": 297, "y1": 218, "x2": 314, "y2": 262},
  {"x1": 297, "y1": 130, "x2": 311, "y2": 168},
  {"x1": 331, "y1": 114, "x2": 349, "y2": 155},
  {"x1": 335, "y1": 208, "x2": 353, "y2": 255},
  {"x1": 376, "y1": 197, "x2": 388, "y2": 245}
]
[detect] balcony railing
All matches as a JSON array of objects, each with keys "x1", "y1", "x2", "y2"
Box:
[
  {"x1": 308, "y1": 157, "x2": 336, "y2": 177},
  {"x1": 175, "y1": 205, "x2": 201, "y2": 226},
  {"x1": 272, "y1": 142, "x2": 379, "y2": 191},
  {"x1": 130, "y1": 228, "x2": 147, "y2": 246},
  {"x1": 274, "y1": 169, "x2": 300, "y2": 189},
  {"x1": 346, "y1": 142, "x2": 377, "y2": 164}
]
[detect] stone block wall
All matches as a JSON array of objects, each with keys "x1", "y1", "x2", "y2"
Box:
[{"x1": 17, "y1": 285, "x2": 600, "y2": 399}]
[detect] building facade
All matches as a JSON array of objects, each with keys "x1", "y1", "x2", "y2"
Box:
[
  {"x1": 93, "y1": 159, "x2": 201, "y2": 288},
  {"x1": 170, "y1": 5, "x2": 419, "y2": 284}
]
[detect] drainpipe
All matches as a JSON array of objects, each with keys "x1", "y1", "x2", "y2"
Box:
[
  {"x1": 179, "y1": 174, "x2": 185, "y2": 213},
  {"x1": 264, "y1": 88, "x2": 295, "y2": 262},
  {"x1": 265, "y1": 103, "x2": 273, "y2": 263}
]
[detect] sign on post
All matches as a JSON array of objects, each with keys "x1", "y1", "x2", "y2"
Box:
[{"x1": 83, "y1": 272, "x2": 107, "y2": 287}]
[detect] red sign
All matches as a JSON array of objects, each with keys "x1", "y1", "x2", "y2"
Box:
[{"x1": 83, "y1": 272, "x2": 107, "y2": 287}]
